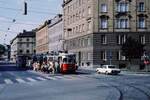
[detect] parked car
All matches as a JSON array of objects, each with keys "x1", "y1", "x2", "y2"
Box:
[{"x1": 96, "y1": 65, "x2": 121, "y2": 75}]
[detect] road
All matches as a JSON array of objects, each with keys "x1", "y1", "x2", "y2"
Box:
[{"x1": 0, "y1": 62, "x2": 150, "y2": 100}]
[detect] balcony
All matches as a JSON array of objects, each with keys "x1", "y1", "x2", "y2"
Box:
[
  {"x1": 115, "y1": 0, "x2": 132, "y2": 2},
  {"x1": 115, "y1": 12, "x2": 132, "y2": 19}
]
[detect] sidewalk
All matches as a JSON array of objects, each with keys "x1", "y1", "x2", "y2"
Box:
[
  {"x1": 78, "y1": 66, "x2": 150, "y2": 75},
  {"x1": 121, "y1": 69, "x2": 150, "y2": 75}
]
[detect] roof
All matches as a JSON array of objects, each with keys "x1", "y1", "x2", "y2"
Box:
[
  {"x1": 17, "y1": 30, "x2": 35, "y2": 37},
  {"x1": 10, "y1": 30, "x2": 35, "y2": 44}
]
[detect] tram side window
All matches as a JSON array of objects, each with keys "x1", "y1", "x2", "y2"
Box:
[{"x1": 68, "y1": 58, "x2": 72, "y2": 63}]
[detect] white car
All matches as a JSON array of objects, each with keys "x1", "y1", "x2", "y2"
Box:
[{"x1": 96, "y1": 65, "x2": 121, "y2": 75}]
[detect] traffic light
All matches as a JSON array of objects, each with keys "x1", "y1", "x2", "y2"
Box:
[{"x1": 23, "y1": 1, "x2": 27, "y2": 15}]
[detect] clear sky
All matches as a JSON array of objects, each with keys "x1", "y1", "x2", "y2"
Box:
[{"x1": 0, "y1": 0, "x2": 62, "y2": 45}]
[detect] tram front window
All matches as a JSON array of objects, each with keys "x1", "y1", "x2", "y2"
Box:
[{"x1": 63, "y1": 58, "x2": 67, "y2": 64}]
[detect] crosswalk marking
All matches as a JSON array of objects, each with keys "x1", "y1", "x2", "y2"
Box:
[
  {"x1": 54, "y1": 76, "x2": 67, "y2": 79},
  {"x1": 63, "y1": 75, "x2": 83, "y2": 80},
  {"x1": 62, "y1": 76, "x2": 76, "y2": 80},
  {"x1": 16, "y1": 78, "x2": 26, "y2": 83},
  {"x1": 1, "y1": 75, "x2": 88, "y2": 85},
  {"x1": 45, "y1": 76, "x2": 57, "y2": 80},
  {"x1": 4, "y1": 79, "x2": 13, "y2": 84},
  {"x1": 26, "y1": 77, "x2": 36, "y2": 82},
  {"x1": 36, "y1": 77, "x2": 47, "y2": 81}
]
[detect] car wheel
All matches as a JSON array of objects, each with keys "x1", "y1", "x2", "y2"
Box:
[
  {"x1": 105, "y1": 71, "x2": 109, "y2": 75},
  {"x1": 97, "y1": 71, "x2": 100, "y2": 74}
]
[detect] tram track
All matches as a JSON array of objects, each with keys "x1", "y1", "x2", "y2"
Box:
[{"x1": 90, "y1": 75, "x2": 150, "y2": 100}]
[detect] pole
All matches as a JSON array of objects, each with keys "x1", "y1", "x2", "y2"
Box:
[{"x1": 110, "y1": 58, "x2": 112, "y2": 65}]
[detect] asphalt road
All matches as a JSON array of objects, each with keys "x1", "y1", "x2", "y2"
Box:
[{"x1": 0, "y1": 62, "x2": 150, "y2": 100}]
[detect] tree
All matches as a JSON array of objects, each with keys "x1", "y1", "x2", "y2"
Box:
[
  {"x1": 0, "y1": 44, "x2": 5, "y2": 57},
  {"x1": 121, "y1": 37, "x2": 145, "y2": 63}
]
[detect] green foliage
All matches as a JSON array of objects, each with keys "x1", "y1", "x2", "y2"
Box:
[
  {"x1": 121, "y1": 37, "x2": 145, "y2": 61},
  {"x1": 0, "y1": 44, "x2": 5, "y2": 57}
]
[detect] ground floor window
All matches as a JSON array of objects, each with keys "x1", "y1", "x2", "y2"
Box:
[{"x1": 101, "y1": 51, "x2": 107, "y2": 61}]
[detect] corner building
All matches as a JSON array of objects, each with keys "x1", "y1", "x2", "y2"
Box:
[{"x1": 62, "y1": 0, "x2": 150, "y2": 68}]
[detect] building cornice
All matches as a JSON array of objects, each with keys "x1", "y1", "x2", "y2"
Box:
[
  {"x1": 62, "y1": 0, "x2": 72, "y2": 7},
  {"x1": 35, "y1": 20, "x2": 51, "y2": 32}
]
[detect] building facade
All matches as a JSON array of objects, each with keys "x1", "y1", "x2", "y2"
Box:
[
  {"x1": 10, "y1": 30, "x2": 36, "y2": 62},
  {"x1": 36, "y1": 20, "x2": 51, "y2": 54},
  {"x1": 62, "y1": 0, "x2": 150, "y2": 68},
  {"x1": 48, "y1": 14, "x2": 63, "y2": 53}
]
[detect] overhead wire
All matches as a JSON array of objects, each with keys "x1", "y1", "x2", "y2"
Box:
[{"x1": 0, "y1": 6, "x2": 58, "y2": 15}]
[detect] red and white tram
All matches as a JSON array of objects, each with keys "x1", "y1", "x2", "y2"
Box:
[{"x1": 46, "y1": 53, "x2": 78, "y2": 73}]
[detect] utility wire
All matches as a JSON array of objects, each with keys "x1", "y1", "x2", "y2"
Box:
[
  {"x1": 0, "y1": 20, "x2": 41, "y2": 26},
  {"x1": 0, "y1": 6, "x2": 58, "y2": 15}
]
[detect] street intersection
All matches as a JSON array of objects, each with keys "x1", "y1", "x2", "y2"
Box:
[{"x1": 0, "y1": 63, "x2": 150, "y2": 100}]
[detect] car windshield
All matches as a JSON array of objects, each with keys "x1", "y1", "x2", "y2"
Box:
[{"x1": 108, "y1": 66, "x2": 116, "y2": 68}]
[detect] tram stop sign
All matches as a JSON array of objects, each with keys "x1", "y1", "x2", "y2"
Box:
[
  {"x1": 144, "y1": 61, "x2": 149, "y2": 65},
  {"x1": 144, "y1": 56, "x2": 149, "y2": 64}
]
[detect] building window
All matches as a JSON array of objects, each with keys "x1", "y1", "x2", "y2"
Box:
[
  {"x1": 26, "y1": 50, "x2": 30, "y2": 54},
  {"x1": 116, "y1": 19, "x2": 129, "y2": 29},
  {"x1": 19, "y1": 44, "x2": 22, "y2": 47},
  {"x1": 79, "y1": 0, "x2": 81, "y2": 6},
  {"x1": 116, "y1": 51, "x2": 120, "y2": 60},
  {"x1": 82, "y1": 24, "x2": 85, "y2": 32},
  {"x1": 79, "y1": 25, "x2": 81, "y2": 33},
  {"x1": 88, "y1": 7, "x2": 91, "y2": 16},
  {"x1": 88, "y1": 53, "x2": 92, "y2": 60},
  {"x1": 19, "y1": 38, "x2": 22, "y2": 41},
  {"x1": 116, "y1": 2, "x2": 129, "y2": 12},
  {"x1": 116, "y1": 35, "x2": 126, "y2": 44},
  {"x1": 139, "y1": 2, "x2": 144, "y2": 12},
  {"x1": 82, "y1": 9, "x2": 84, "y2": 18},
  {"x1": 116, "y1": 51, "x2": 126, "y2": 60},
  {"x1": 139, "y1": 17, "x2": 145, "y2": 28},
  {"x1": 121, "y1": 35, "x2": 126, "y2": 44},
  {"x1": 139, "y1": 35, "x2": 145, "y2": 44},
  {"x1": 101, "y1": 4, "x2": 107, "y2": 12},
  {"x1": 26, "y1": 38, "x2": 29, "y2": 41},
  {"x1": 19, "y1": 50, "x2": 23, "y2": 54},
  {"x1": 101, "y1": 51, "x2": 107, "y2": 61},
  {"x1": 88, "y1": 21, "x2": 91, "y2": 31},
  {"x1": 87, "y1": 37, "x2": 91, "y2": 46},
  {"x1": 100, "y1": 18, "x2": 107, "y2": 29},
  {"x1": 26, "y1": 43, "x2": 29, "y2": 48},
  {"x1": 101, "y1": 35, "x2": 107, "y2": 44}
]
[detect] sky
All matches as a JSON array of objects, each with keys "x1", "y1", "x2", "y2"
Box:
[{"x1": 0, "y1": 0, "x2": 62, "y2": 45}]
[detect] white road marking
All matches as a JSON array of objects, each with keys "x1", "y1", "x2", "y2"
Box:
[
  {"x1": 62, "y1": 75, "x2": 79, "y2": 80},
  {"x1": 36, "y1": 77, "x2": 47, "y2": 81},
  {"x1": 54, "y1": 76, "x2": 67, "y2": 79},
  {"x1": 16, "y1": 78, "x2": 26, "y2": 83},
  {"x1": 4, "y1": 79, "x2": 13, "y2": 84},
  {"x1": 45, "y1": 76, "x2": 57, "y2": 80},
  {"x1": 26, "y1": 77, "x2": 36, "y2": 82},
  {"x1": 76, "y1": 75, "x2": 87, "y2": 78}
]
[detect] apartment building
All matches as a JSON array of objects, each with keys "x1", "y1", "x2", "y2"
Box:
[
  {"x1": 62, "y1": 0, "x2": 150, "y2": 68},
  {"x1": 48, "y1": 14, "x2": 63, "y2": 53},
  {"x1": 36, "y1": 20, "x2": 51, "y2": 54},
  {"x1": 10, "y1": 30, "x2": 36, "y2": 62}
]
